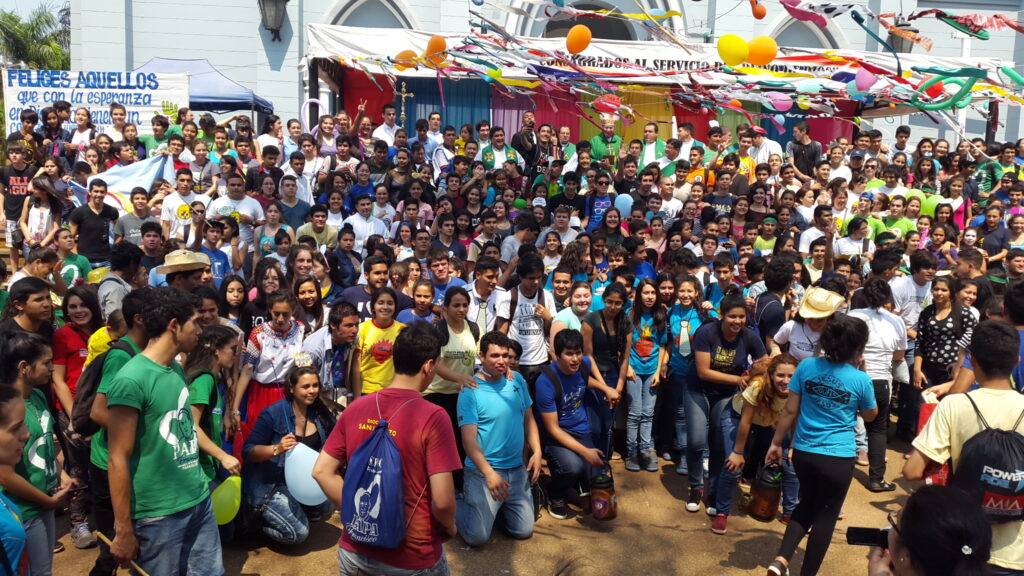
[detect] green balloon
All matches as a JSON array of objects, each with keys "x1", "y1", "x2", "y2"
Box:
[{"x1": 513, "y1": 198, "x2": 527, "y2": 210}]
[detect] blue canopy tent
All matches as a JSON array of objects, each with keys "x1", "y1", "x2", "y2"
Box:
[{"x1": 133, "y1": 58, "x2": 274, "y2": 114}]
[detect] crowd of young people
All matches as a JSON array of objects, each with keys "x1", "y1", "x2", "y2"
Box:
[{"x1": 0, "y1": 97, "x2": 1021, "y2": 575}]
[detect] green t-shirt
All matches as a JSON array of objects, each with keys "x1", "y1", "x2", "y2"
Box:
[
  {"x1": 187, "y1": 372, "x2": 223, "y2": 482},
  {"x1": 89, "y1": 338, "x2": 141, "y2": 470},
  {"x1": 60, "y1": 253, "x2": 91, "y2": 287},
  {"x1": 883, "y1": 216, "x2": 916, "y2": 239},
  {"x1": 137, "y1": 134, "x2": 168, "y2": 159},
  {"x1": 11, "y1": 389, "x2": 59, "y2": 522},
  {"x1": 105, "y1": 354, "x2": 208, "y2": 519}
]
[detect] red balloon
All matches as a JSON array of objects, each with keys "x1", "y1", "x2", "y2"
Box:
[{"x1": 919, "y1": 77, "x2": 945, "y2": 99}]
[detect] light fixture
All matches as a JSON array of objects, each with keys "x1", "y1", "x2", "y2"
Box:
[
  {"x1": 258, "y1": 0, "x2": 289, "y2": 42},
  {"x1": 888, "y1": 16, "x2": 918, "y2": 54}
]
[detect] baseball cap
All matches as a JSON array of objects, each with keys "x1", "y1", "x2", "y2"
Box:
[
  {"x1": 859, "y1": 191, "x2": 875, "y2": 201},
  {"x1": 850, "y1": 150, "x2": 866, "y2": 159}
]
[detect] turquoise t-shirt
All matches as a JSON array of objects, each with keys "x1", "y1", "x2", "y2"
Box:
[
  {"x1": 790, "y1": 357, "x2": 876, "y2": 458},
  {"x1": 629, "y1": 311, "x2": 667, "y2": 376},
  {"x1": 667, "y1": 305, "x2": 716, "y2": 374},
  {"x1": 457, "y1": 372, "x2": 532, "y2": 470},
  {"x1": 552, "y1": 306, "x2": 584, "y2": 332},
  {"x1": 0, "y1": 492, "x2": 25, "y2": 573}
]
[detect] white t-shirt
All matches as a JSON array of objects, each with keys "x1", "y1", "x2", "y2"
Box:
[
  {"x1": 833, "y1": 235, "x2": 875, "y2": 259},
  {"x1": 772, "y1": 320, "x2": 821, "y2": 361},
  {"x1": 849, "y1": 307, "x2": 908, "y2": 381},
  {"x1": 161, "y1": 192, "x2": 210, "y2": 240},
  {"x1": 890, "y1": 274, "x2": 932, "y2": 332},
  {"x1": 496, "y1": 287, "x2": 556, "y2": 366},
  {"x1": 372, "y1": 123, "x2": 400, "y2": 146},
  {"x1": 798, "y1": 227, "x2": 825, "y2": 254},
  {"x1": 209, "y1": 195, "x2": 265, "y2": 249},
  {"x1": 341, "y1": 213, "x2": 388, "y2": 256}
]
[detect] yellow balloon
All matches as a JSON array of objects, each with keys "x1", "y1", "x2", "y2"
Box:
[
  {"x1": 717, "y1": 34, "x2": 749, "y2": 67},
  {"x1": 747, "y1": 36, "x2": 778, "y2": 66},
  {"x1": 87, "y1": 266, "x2": 110, "y2": 284},
  {"x1": 211, "y1": 476, "x2": 242, "y2": 526}
]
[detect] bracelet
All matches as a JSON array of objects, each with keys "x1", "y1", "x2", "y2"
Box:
[
  {"x1": 272, "y1": 444, "x2": 280, "y2": 456},
  {"x1": 732, "y1": 450, "x2": 745, "y2": 456},
  {"x1": 231, "y1": 411, "x2": 241, "y2": 416}
]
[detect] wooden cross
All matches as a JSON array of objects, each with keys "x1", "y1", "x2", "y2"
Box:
[{"x1": 395, "y1": 82, "x2": 415, "y2": 129}]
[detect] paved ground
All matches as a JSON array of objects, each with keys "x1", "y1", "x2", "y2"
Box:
[{"x1": 52, "y1": 441, "x2": 914, "y2": 576}]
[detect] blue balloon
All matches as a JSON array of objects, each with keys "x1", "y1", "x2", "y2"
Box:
[
  {"x1": 554, "y1": 0, "x2": 564, "y2": 5},
  {"x1": 472, "y1": 0, "x2": 483, "y2": 5},
  {"x1": 773, "y1": 114, "x2": 785, "y2": 124},
  {"x1": 284, "y1": 443, "x2": 328, "y2": 506}
]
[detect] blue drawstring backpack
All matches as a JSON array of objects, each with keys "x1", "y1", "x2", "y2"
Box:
[{"x1": 341, "y1": 394, "x2": 426, "y2": 548}]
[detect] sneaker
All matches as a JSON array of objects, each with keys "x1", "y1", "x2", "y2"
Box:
[
  {"x1": 686, "y1": 487, "x2": 703, "y2": 513},
  {"x1": 548, "y1": 498, "x2": 569, "y2": 520},
  {"x1": 868, "y1": 480, "x2": 897, "y2": 493},
  {"x1": 610, "y1": 452, "x2": 622, "y2": 461},
  {"x1": 779, "y1": 513, "x2": 792, "y2": 525},
  {"x1": 625, "y1": 455, "x2": 641, "y2": 472},
  {"x1": 644, "y1": 450, "x2": 659, "y2": 472},
  {"x1": 71, "y1": 522, "x2": 97, "y2": 549},
  {"x1": 711, "y1": 513, "x2": 728, "y2": 534},
  {"x1": 660, "y1": 450, "x2": 673, "y2": 461},
  {"x1": 767, "y1": 559, "x2": 789, "y2": 576},
  {"x1": 856, "y1": 450, "x2": 869, "y2": 466},
  {"x1": 675, "y1": 460, "x2": 688, "y2": 475}
]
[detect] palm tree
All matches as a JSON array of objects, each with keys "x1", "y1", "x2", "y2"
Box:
[{"x1": 0, "y1": 2, "x2": 70, "y2": 70}]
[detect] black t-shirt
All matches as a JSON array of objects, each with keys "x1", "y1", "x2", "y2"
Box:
[
  {"x1": 1, "y1": 164, "x2": 35, "y2": 220},
  {"x1": 70, "y1": 204, "x2": 119, "y2": 261},
  {"x1": 0, "y1": 317, "x2": 54, "y2": 342},
  {"x1": 548, "y1": 192, "x2": 586, "y2": 218},
  {"x1": 754, "y1": 292, "x2": 786, "y2": 341},
  {"x1": 614, "y1": 178, "x2": 639, "y2": 198},
  {"x1": 978, "y1": 225, "x2": 1011, "y2": 260}
]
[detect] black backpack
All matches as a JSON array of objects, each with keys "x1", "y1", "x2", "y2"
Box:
[
  {"x1": 71, "y1": 339, "x2": 137, "y2": 436},
  {"x1": 436, "y1": 318, "x2": 480, "y2": 347},
  {"x1": 950, "y1": 393, "x2": 1024, "y2": 523}
]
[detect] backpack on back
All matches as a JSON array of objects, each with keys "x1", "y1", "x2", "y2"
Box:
[
  {"x1": 71, "y1": 339, "x2": 137, "y2": 436},
  {"x1": 950, "y1": 393, "x2": 1024, "y2": 523},
  {"x1": 341, "y1": 394, "x2": 426, "y2": 548}
]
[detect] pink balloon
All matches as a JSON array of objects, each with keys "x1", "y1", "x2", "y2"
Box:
[
  {"x1": 855, "y1": 68, "x2": 877, "y2": 92},
  {"x1": 766, "y1": 91, "x2": 793, "y2": 112}
]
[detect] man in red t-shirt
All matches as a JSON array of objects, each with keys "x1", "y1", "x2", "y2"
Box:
[{"x1": 314, "y1": 321, "x2": 461, "y2": 574}]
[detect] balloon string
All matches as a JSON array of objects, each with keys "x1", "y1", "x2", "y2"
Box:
[{"x1": 852, "y1": 10, "x2": 903, "y2": 77}]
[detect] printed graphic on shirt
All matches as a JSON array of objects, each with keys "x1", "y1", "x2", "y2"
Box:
[
  {"x1": 370, "y1": 339, "x2": 395, "y2": 363},
  {"x1": 27, "y1": 410, "x2": 56, "y2": 480},
  {"x1": 804, "y1": 374, "x2": 852, "y2": 409},
  {"x1": 159, "y1": 388, "x2": 199, "y2": 469},
  {"x1": 710, "y1": 345, "x2": 737, "y2": 373}
]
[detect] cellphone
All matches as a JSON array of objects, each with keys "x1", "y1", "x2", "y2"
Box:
[{"x1": 845, "y1": 527, "x2": 889, "y2": 548}]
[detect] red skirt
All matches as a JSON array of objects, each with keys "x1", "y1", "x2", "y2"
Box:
[{"x1": 232, "y1": 381, "x2": 285, "y2": 461}]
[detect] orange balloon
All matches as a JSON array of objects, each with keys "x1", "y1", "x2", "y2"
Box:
[
  {"x1": 752, "y1": 3, "x2": 767, "y2": 19},
  {"x1": 425, "y1": 35, "x2": 447, "y2": 61},
  {"x1": 566, "y1": 24, "x2": 592, "y2": 55},
  {"x1": 394, "y1": 49, "x2": 417, "y2": 71},
  {"x1": 729, "y1": 99, "x2": 742, "y2": 107},
  {"x1": 747, "y1": 36, "x2": 778, "y2": 66}
]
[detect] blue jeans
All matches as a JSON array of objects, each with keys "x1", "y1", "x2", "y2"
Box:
[
  {"x1": 584, "y1": 369, "x2": 618, "y2": 460},
  {"x1": 704, "y1": 388, "x2": 736, "y2": 506},
  {"x1": 713, "y1": 408, "x2": 799, "y2": 516},
  {"x1": 626, "y1": 373, "x2": 658, "y2": 456},
  {"x1": 545, "y1": 432, "x2": 602, "y2": 499},
  {"x1": 990, "y1": 566, "x2": 1024, "y2": 576},
  {"x1": 134, "y1": 497, "x2": 224, "y2": 576},
  {"x1": 670, "y1": 371, "x2": 689, "y2": 464},
  {"x1": 338, "y1": 547, "x2": 450, "y2": 576},
  {"x1": 679, "y1": 370, "x2": 711, "y2": 486},
  {"x1": 262, "y1": 485, "x2": 333, "y2": 544},
  {"x1": 457, "y1": 465, "x2": 534, "y2": 546},
  {"x1": 23, "y1": 510, "x2": 55, "y2": 576}
]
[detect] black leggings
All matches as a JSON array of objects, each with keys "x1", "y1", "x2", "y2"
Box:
[{"x1": 777, "y1": 449, "x2": 856, "y2": 576}]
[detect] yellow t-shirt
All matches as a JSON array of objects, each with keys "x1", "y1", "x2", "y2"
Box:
[
  {"x1": 85, "y1": 327, "x2": 115, "y2": 366},
  {"x1": 426, "y1": 323, "x2": 478, "y2": 395},
  {"x1": 357, "y1": 319, "x2": 405, "y2": 394},
  {"x1": 731, "y1": 380, "x2": 788, "y2": 428},
  {"x1": 914, "y1": 388, "x2": 1024, "y2": 570}
]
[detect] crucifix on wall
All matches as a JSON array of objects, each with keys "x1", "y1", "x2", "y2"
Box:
[{"x1": 395, "y1": 82, "x2": 414, "y2": 129}]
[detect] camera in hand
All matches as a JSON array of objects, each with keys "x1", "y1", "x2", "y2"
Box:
[{"x1": 846, "y1": 527, "x2": 889, "y2": 549}]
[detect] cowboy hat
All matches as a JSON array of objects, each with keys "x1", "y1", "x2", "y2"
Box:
[
  {"x1": 156, "y1": 249, "x2": 210, "y2": 274},
  {"x1": 799, "y1": 286, "x2": 845, "y2": 319}
]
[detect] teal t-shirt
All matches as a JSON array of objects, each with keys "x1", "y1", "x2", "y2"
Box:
[
  {"x1": 60, "y1": 253, "x2": 91, "y2": 287},
  {"x1": 89, "y1": 337, "x2": 141, "y2": 470},
  {"x1": 667, "y1": 304, "x2": 715, "y2": 374},
  {"x1": 790, "y1": 357, "x2": 875, "y2": 458},
  {"x1": 10, "y1": 389, "x2": 58, "y2": 522},
  {"x1": 187, "y1": 372, "x2": 223, "y2": 482},
  {"x1": 629, "y1": 311, "x2": 667, "y2": 376},
  {"x1": 457, "y1": 372, "x2": 532, "y2": 470},
  {"x1": 105, "y1": 354, "x2": 209, "y2": 518}
]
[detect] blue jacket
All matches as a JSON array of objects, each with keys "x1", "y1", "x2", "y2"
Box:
[{"x1": 241, "y1": 399, "x2": 335, "y2": 507}]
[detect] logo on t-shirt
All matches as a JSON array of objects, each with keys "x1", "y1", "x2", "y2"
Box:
[
  {"x1": 369, "y1": 340, "x2": 394, "y2": 363},
  {"x1": 805, "y1": 375, "x2": 852, "y2": 409},
  {"x1": 159, "y1": 388, "x2": 199, "y2": 467},
  {"x1": 27, "y1": 410, "x2": 57, "y2": 480},
  {"x1": 176, "y1": 204, "x2": 191, "y2": 220}
]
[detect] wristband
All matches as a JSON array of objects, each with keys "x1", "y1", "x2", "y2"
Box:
[
  {"x1": 272, "y1": 444, "x2": 280, "y2": 456},
  {"x1": 231, "y1": 411, "x2": 241, "y2": 416},
  {"x1": 732, "y1": 450, "x2": 745, "y2": 456}
]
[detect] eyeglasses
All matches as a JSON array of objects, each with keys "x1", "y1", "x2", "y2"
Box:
[{"x1": 887, "y1": 511, "x2": 901, "y2": 537}]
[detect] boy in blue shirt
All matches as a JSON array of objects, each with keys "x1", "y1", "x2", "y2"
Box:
[
  {"x1": 456, "y1": 332, "x2": 541, "y2": 546},
  {"x1": 534, "y1": 329, "x2": 604, "y2": 519}
]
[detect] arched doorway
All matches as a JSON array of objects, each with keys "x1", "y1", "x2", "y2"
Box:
[
  {"x1": 774, "y1": 19, "x2": 838, "y2": 50},
  {"x1": 329, "y1": 0, "x2": 413, "y2": 28},
  {"x1": 543, "y1": 2, "x2": 636, "y2": 41}
]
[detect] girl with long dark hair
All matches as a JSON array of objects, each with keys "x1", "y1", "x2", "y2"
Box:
[
  {"x1": 184, "y1": 325, "x2": 242, "y2": 482},
  {"x1": 623, "y1": 278, "x2": 669, "y2": 472},
  {"x1": 580, "y1": 283, "x2": 631, "y2": 465}
]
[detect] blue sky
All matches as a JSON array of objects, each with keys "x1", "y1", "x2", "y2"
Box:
[{"x1": 0, "y1": 0, "x2": 47, "y2": 17}]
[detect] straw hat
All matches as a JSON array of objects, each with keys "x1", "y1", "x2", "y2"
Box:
[
  {"x1": 798, "y1": 287, "x2": 845, "y2": 319},
  {"x1": 156, "y1": 249, "x2": 210, "y2": 274}
]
